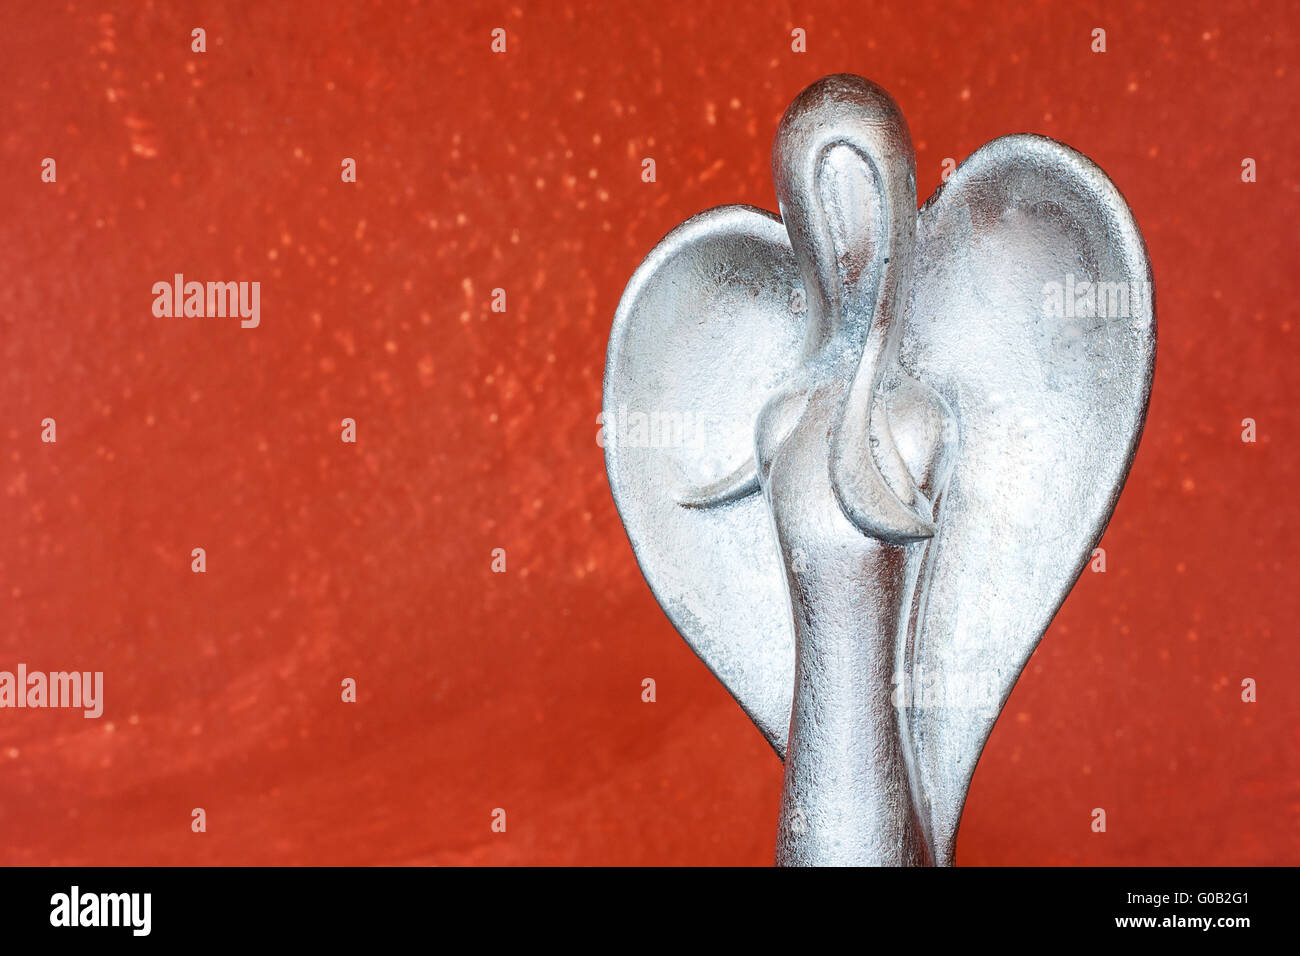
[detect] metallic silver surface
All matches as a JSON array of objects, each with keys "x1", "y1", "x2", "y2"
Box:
[{"x1": 603, "y1": 74, "x2": 1155, "y2": 866}]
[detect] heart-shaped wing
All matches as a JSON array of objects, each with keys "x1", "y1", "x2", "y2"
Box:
[
  {"x1": 603, "y1": 205, "x2": 801, "y2": 750},
  {"x1": 898, "y1": 135, "x2": 1155, "y2": 864}
]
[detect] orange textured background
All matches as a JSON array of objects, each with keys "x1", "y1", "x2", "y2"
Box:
[{"x1": 0, "y1": 0, "x2": 1296, "y2": 865}]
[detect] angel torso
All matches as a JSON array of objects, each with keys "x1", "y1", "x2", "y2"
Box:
[{"x1": 761, "y1": 367, "x2": 952, "y2": 864}]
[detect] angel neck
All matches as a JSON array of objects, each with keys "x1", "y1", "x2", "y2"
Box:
[{"x1": 801, "y1": 251, "x2": 907, "y2": 368}]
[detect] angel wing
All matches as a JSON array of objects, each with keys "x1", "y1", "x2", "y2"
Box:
[
  {"x1": 603, "y1": 204, "x2": 801, "y2": 750},
  {"x1": 898, "y1": 135, "x2": 1155, "y2": 864}
]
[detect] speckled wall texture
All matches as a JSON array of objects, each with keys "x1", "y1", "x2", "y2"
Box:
[{"x1": 0, "y1": 1, "x2": 1295, "y2": 864}]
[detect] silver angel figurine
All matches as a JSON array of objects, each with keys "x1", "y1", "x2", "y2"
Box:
[{"x1": 604, "y1": 75, "x2": 1154, "y2": 866}]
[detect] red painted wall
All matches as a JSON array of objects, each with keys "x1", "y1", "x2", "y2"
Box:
[{"x1": 1, "y1": 0, "x2": 1295, "y2": 864}]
